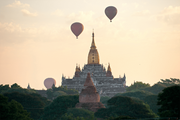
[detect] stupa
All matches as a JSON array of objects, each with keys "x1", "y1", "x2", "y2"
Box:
[
  {"x1": 27, "y1": 83, "x2": 31, "y2": 89},
  {"x1": 76, "y1": 73, "x2": 105, "y2": 112}
]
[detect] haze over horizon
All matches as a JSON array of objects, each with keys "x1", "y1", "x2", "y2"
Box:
[{"x1": 0, "y1": 0, "x2": 180, "y2": 89}]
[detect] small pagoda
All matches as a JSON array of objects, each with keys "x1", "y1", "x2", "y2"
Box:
[{"x1": 75, "y1": 73, "x2": 105, "y2": 112}]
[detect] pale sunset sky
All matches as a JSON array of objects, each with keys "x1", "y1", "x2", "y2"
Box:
[{"x1": 0, "y1": 0, "x2": 180, "y2": 89}]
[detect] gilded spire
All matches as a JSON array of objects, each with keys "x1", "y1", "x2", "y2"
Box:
[
  {"x1": 91, "y1": 32, "x2": 96, "y2": 49},
  {"x1": 87, "y1": 32, "x2": 100, "y2": 64}
]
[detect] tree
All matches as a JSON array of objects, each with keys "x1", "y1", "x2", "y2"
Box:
[
  {"x1": 11, "y1": 83, "x2": 22, "y2": 89},
  {"x1": 60, "y1": 113, "x2": 86, "y2": 120},
  {"x1": 159, "y1": 78, "x2": 180, "y2": 87},
  {"x1": 47, "y1": 86, "x2": 79, "y2": 100},
  {"x1": 115, "y1": 90, "x2": 153, "y2": 100},
  {"x1": 53, "y1": 91, "x2": 67, "y2": 98},
  {"x1": 144, "y1": 83, "x2": 167, "y2": 94},
  {"x1": 0, "y1": 94, "x2": 32, "y2": 120},
  {"x1": 95, "y1": 96, "x2": 157, "y2": 119},
  {"x1": 115, "y1": 90, "x2": 160, "y2": 114},
  {"x1": 100, "y1": 96, "x2": 110, "y2": 108},
  {"x1": 0, "y1": 84, "x2": 10, "y2": 94},
  {"x1": 143, "y1": 95, "x2": 160, "y2": 114},
  {"x1": 157, "y1": 85, "x2": 180, "y2": 118},
  {"x1": 4, "y1": 92, "x2": 51, "y2": 120},
  {"x1": 107, "y1": 116, "x2": 135, "y2": 120},
  {"x1": 0, "y1": 83, "x2": 36, "y2": 94},
  {"x1": 0, "y1": 84, "x2": 10, "y2": 90},
  {"x1": 5, "y1": 88, "x2": 36, "y2": 94},
  {"x1": 43, "y1": 95, "x2": 79, "y2": 120},
  {"x1": 126, "y1": 81, "x2": 150, "y2": 92},
  {"x1": 46, "y1": 89, "x2": 54, "y2": 99},
  {"x1": 61, "y1": 108, "x2": 94, "y2": 120}
]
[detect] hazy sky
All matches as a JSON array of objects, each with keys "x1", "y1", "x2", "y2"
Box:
[{"x1": 0, "y1": 0, "x2": 180, "y2": 89}]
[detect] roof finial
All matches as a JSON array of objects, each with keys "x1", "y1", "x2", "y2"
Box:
[
  {"x1": 107, "y1": 63, "x2": 111, "y2": 72},
  {"x1": 91, "y1": 29, "x2": 96, "y2": 48},
  {"x1": 79, "y1": 64, "x2": 81, "y2": 71},
  {"x1": 75, "y1": 64, "x2": 79, "y2": 72},
  {"x1": 123, "y1": 73, "x2": 126, "y2": 79}
]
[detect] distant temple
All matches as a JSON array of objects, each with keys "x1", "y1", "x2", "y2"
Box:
[
  {"x1": 27, "y1": 83, "x2": 31, "y2": 89},
  {"x1": 62, "y1": 32, "x2": 126, "y2": 97}
]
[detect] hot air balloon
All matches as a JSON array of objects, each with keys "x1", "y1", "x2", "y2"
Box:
[
  {"x1": 71, "y1": 22, "x2": 84, "y2": 39},
  {"x1": 44, "y1": 78, "x2": 56, "y2": 89},
  {"x1": 105, "y1": 6, "x2": 117, "y2": 22}
]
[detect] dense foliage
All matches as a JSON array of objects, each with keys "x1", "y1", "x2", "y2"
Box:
[
  {"x1": 60, "y1": 113, "x2": 87, "y2": 120},
  {"x1": 1, "y1": 78, "x2": 179, "y2": 119},
  {"x1": 115, "y1": 90, "x2": 153, "y2": 100},
  {"x1": 117, "y1": 79, "x2": 180, "y2": 114},
  {"x1": 126, "y1": 78, "x2": 180, "y2": 94},
  {"x1": 141, "y1": 79, "x2": 180, "y2": 95},
  {"x1": 0, "y1": 83, "x2": 36, "y2": 94},
  {"x1": 143, "y1": 95, "x2": 160, "y2": 114},
  {"x1": 159, "y1": 78, "x2": 180, "y2": 86},
  {"x1": 107, "y1": 116, "x2": 135, "y2": 120},
  {"x1": 100, "y1": 96, "x2": 110, "y2": 108},
  {"x1": 143, "y1": 83, "x2": 167, "y2": 94},
  {"x1": 43, "y1": 95, "x2": 79, "y2": 120},
  {"x1": 126, "y1": 81, "x2": 150, "y2": 92},
  {"x1": 0, "y1": 94, "x2": 32, "y2": 120},
  {"x1": 95, "y1": 96, "x2": 157, "y2": 119},
  {"x1": 115, "y1": 90, "x2": 160, "y2": 114},
  {"x1": 4, "y1": 92, "x2": 51, "y2": 120},
  {"x1": 157, "y1": 85, "x2": 180, "y2": 118},
  {"x1": 46, "y1": 86, "x2": 79, "y2": 100},
  {"x1": 60, "y1": 108, "x2": 94, "y2": 120}
]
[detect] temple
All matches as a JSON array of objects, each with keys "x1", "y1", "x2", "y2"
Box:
[
  {"x1": 76, "y1": 73, "x2": 105, "y2": 112},
  {"x1": 27, "y1": 83, "x2": 31, "y2": 89},
  {"x1": 61, "y1": 32, "x2": 126, "y2": 97}
]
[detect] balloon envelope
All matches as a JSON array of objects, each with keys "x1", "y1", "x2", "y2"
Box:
[
  {"x1": 105, "y1": 6, "x2": 117, "y2": 22},
  {"x1": 71, "y1": 22, "x2": 84, "y2": 39},
  {"x1": 44, "y1": 78, "x2": 56, "y2": 89}
]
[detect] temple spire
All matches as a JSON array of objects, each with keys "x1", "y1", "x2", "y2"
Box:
[
  {"x1": 27, "y1": 83, "x2": 31, "y2": 89},
  {"x1": 106, "y1": 63, "x2": 112, "y2": 77},
  {"x1": 123, "y1": 73, "x2": 126, "y2": 79},
  {"x1": 91, "y1": 32, "x2": 96, "y2": 49},
  {"x1": 87, "y1": 32, "x2": 100, "y2": 64},
  {"x1": 75, "y1": 65, "x2": 79, "y2": 72},
  {"x1": 75, "y1": 64, "x2": 80, "y2": 77},
  {"x1": 107, "y1": 63, "x2": 111, "y2": 72}
]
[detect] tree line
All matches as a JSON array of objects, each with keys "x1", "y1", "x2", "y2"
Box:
[{"x1": 0, "y1": 78, "x2": 180, "y2": 120}]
